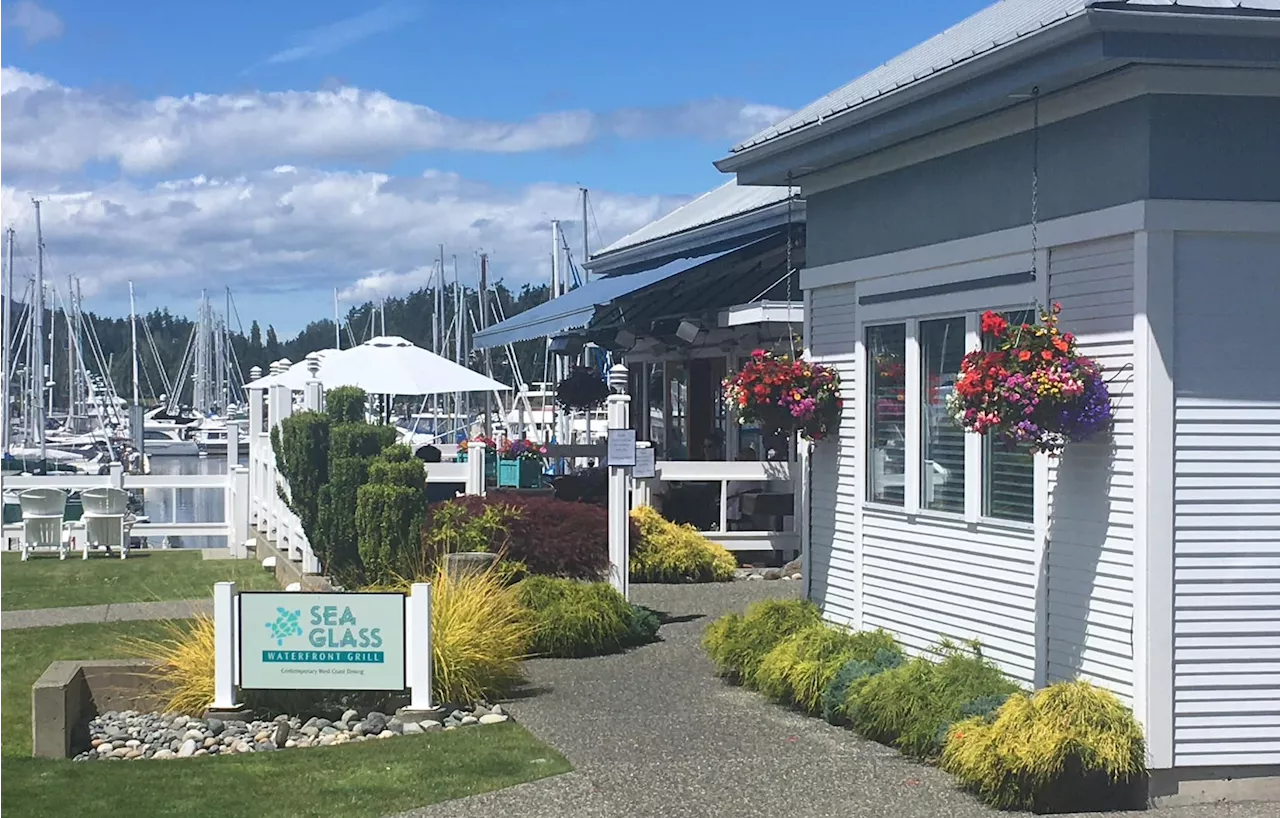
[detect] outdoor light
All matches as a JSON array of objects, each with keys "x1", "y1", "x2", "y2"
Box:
[
  {"x1": 549, "y1": 335, "x2": 584, "y2": 356},
  {"x1": 676, "y1": 320, "x2": 701, "y2": 344}
]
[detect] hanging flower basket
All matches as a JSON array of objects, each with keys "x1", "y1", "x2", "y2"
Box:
[
  {"x1": 946, "y1": 303, "x2": 1114, "y2": 456},
  {"x1": 724, "y1": 349, "x2": 843, "y2": 441},
  {"x1": 555, "y1": 366, "x2": 611, "y2": 411}
]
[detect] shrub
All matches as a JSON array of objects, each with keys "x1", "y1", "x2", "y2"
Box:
[
  {"x1": 356, "y1": 445, "x2": 428, "y2": 583},
  {"x1": 330, "y1": 422, "x2": 397, "y2": 459},
  {"x1": 387, "y1": 562, "x2": 532, "y2": 705},
  {"x1": 845, "y1": 642, "x2": 1020, "y2": 759},
  {"x1": 440, "y1": 494, "x2": 610, "y2": 579},
  {"x1": 316, "y1": 456, "x2": 370, "y2": 582},
  {"x1": 821, "y1": 648, "x2": 903, "y2": 725},
  {"x1": 701, "y1": 598, "x2": 820, "y2": 682},
  {"x1": 419, "y1": 499, "x2": 518, "y2": 567},
  {"x1": 753, "y1": 624, "x2": 901, "y2": 713},
  {"x1": 325, "y1": 386, "x2": 368, "y2": 424},
  {"x1": 121, "y1": 617, "x2": 213, "y2": 715},
  {"x1": 940, "y1": 680, "x2": 1146, "y2": 812},
  {"x1": 518, "y1": 576, "x2": 657, "y2": 658},
  {"x1": 273, "y1": 411, "x2": 330, "y2": 537},
  {"x1": 630, "y1": 505, "x2": 737, "y2": 583}
]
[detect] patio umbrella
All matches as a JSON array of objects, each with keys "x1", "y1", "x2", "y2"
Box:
[{"x1": 317, "y1": 336, "x2": 511, "y2": 396}]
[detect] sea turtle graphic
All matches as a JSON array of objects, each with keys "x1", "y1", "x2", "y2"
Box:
[{"x1": 266, "y1": 607, "x2": 303, "y2": 646}]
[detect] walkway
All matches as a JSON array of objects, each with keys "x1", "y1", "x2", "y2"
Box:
[
  {"x1": 399, "y1": 582, "x2": 1273, "y2": 818},
  {"x1": 1, "y1": 599, "x2": 211, "y2": 630}
]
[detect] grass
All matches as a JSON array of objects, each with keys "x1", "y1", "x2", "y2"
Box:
[
  {"x1": 2, "y1": 620, "x2": 572, "y2": 817},
  {"x1": 1, "y1": 724, "x2": 570, "y2": 818},
  {"x1": 0, "y1": 550, "x2": 279, "y2": 611}
]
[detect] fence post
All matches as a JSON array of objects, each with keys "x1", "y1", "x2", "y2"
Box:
[
  {"x1": 606, "y1": 364, "x2": 631, "y2": 600},
  {"x1": 232, "y1": 466, "x2": 251, "y2": 557},
  {"x1": 466, "y1": 442, "x2": 486, "y2": 496},
  {"x1": 211, "y1": 581, "x2": 240, "y2": 711},
  {"x1": 405, "y1": 583, "x2": 434, "y2": 712},
  {"x1": 247, "y1": 383, "x2": 265, "y2": 528},
  {"x1": 304, "y1": 355, "x2": 324, "y2": 413}
]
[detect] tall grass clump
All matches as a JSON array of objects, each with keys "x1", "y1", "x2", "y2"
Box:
[
  {"x1": 753, "y1": 624, "x2": 901, "y2": 713},
  {"x1": 701, "y1": 598, "x2": 820, "y2": 682},
  {"x1": 518, "y1": 576, "x2": 658, "y2": 658},
  {"x1": 630, "y1": 506, "x2": 737, "y2": 583},
  {"x1": 845, "y1": 641, "x2": 1020, "y2": 759},
  {"x1": 121, "y1": 617, "x2": 213, "y2": 716},
  {"x1": 941, "y1": 680, "x2": 1146, "y2": 812}
]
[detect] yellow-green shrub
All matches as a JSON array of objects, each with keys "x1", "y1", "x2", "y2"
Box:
[
  {"x1": 940, "y1": 680, "x2": 1146, "y2": 812},
  {"x1": 386, "y1": 562, "x2": 533, "y2": 704},
  {"x1": 630, "y1": 505, "x2": 736, "y2": 583},
  {"x1": 518, "y1": 576, "x2": 658, "y2": 657},
  {"x1": 121, "y1": 617, "x2": 212, "y2": 715},
  {"x1": 702, "y1": 598, "x2": 820, "y2": 682},
  {"x1": 753, "y1": 623, "x2": 901, "y2": 713},
  {"x1": 844, "y1": 642, "x2": 1019, "y2": 759}
]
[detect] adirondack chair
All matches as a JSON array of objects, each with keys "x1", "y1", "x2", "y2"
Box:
[
  {"x1": 18, "y1": 488, "x2": 72, "y2": 561},
  {"x1": 79, "y1": 486, "x2": 133, "y2": 559}
]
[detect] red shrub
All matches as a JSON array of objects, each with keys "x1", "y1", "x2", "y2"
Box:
[{"x1": 431, "y1": 493, "x2": 626, "y2": 580}]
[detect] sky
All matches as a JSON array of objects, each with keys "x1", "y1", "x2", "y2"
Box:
[{"x1": 1, "y1": 0, "x2": 991, "y2": 335}]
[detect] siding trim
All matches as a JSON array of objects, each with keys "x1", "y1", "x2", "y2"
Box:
[{"x1": 1135, "y1": 230, "x2": 1178, "y2": 769}]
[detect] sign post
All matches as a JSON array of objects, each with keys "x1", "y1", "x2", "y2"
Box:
[{"x1": 606, "y1": 364, "x2": 632, "y2": 600}]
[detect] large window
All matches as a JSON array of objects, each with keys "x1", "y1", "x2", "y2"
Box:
[
  {"x1": 866, "y1": 324, "x2": 906, "y2": 505},
  {"x1": 983, "y1": 310, "x2": 1035, "y2": 523},
  {"x1": 919, "y1": 318, "x2": 966, "y2": 514}
]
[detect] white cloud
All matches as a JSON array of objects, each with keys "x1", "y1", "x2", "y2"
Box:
[
  {"x1": 0, "y1": 167, "x2": 690, "y2": 307},
  {"x1": 7, "y1": 1, "x2": 64, "y2": 44},
  {"x1": 264, "y1": 2, "x2": 421, "y2": 66},
  {"x1": 1, "y1": 69, "x2": 792, "y2": 176}
]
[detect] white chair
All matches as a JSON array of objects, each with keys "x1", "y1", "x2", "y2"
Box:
[
  {"x1": 79, "y1": 487, "x2": 132, "y2": 560},
  {"x1": 18, "y1": 488, "x2": 71, "y2": 561}
]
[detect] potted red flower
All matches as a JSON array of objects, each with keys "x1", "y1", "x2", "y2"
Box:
[
  {"x1": 724, "y1": 349, "x2": 843, "y2": 441},
  {"x1": 497, "y1": 438, "x2": 547, "y2": 488}
]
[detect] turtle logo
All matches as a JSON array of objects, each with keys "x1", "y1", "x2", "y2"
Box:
[{"x1": 266, "y1": 607, "x2": 303, "y2": 646}]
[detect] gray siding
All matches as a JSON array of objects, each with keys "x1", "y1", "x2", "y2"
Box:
[
  {"x1": 1172, "y1": 231, "x2": 1280, "y2": 767},
  {"x1": 806, "y1": 95, "x2": 1280, "y2": 268},
  {"x1": 1045, "y1": 236, "x2": 1137, "y2": 702}
]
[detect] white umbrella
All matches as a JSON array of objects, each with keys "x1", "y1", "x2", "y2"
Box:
[
  {"x1": 317, "y1": 336, "x2": 510, "y2": 396},
  {"x1": 245, "y1": 350, "x2": 337, "y2": 391}
]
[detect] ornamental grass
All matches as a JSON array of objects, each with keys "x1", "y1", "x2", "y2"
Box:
[
  {"x1": 701, "y1": 598, "x2": 821, "y2": 682},
  {"x1": 753, "y1": 623, "x2": 901, "y2": 714},
  {"x1": 630, "y1": 506, "x2": 737, "y2": 583},
  {"x1": 121, "y1": 616, "x2": 215, "y2": 716}
]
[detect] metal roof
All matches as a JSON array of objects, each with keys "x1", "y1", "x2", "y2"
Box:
[
  {"x1": 592, "y1": 181, "x2": 797, "y2": 258},
  {"x1": 732, "y1": 0, "x2": 1280, "y2": 153}
]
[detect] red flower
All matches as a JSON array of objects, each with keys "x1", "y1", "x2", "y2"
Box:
[
  {"x1": 1041, "y1": 349, "x2": 1054, "y2": 361},
  {"x1": 980, "y1": 311, "x2": 1009, "y2": 337},
  {"x1": 1018, "y1": 350, "x2": 1032, "y2": 362}
]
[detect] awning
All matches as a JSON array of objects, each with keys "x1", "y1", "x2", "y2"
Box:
[{"x1": 472, "y1": 247, "x2": 737, "y2": 350}]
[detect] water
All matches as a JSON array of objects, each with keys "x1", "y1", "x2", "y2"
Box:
[{"x1": 141, "y1": 452, "x2": 241, "y2": 549}]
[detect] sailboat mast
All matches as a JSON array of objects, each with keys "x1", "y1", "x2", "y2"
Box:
[
  {"x1": 129, "y1": 282, "x2": 140, "y2": 408},
  {"x1": 581, "y1": 188, "x2": 590, "y2": 285},
  {"x1": 33, "y1": 199, "x2": 47, "y2": 461},
  {"x1": 1, "y1": 227, "x2": 13, "y2": 454},
  {"x1": 66, "y1": 275, "x2": 75, "y2": 423},
  {"x1": 479, "y1": 252, "x2": 491, "y2": 438},
  {"x1": 333, "y1": 288, "x2": 341, "y2": 349}
]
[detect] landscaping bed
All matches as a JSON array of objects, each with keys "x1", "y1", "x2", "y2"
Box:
[{"x1": 703, "y1": 599, "x2": 1148, "y2": 814}]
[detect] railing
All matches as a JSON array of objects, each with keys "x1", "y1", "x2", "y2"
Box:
[{"x1": 634, "y1": 457, "x2": 802, "y2": 554}]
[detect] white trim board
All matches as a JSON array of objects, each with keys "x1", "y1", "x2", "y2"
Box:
[{"x1": 803, "y1": 200, "x2": 1280, "y2": 291}]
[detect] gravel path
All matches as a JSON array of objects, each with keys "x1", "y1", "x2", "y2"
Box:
[
  {"x1": 0, "y1": 599, "x2": 211, "y2": 630},
  {"x1": 398, "y1": 582, "x2": 1274, "y2": 818}
]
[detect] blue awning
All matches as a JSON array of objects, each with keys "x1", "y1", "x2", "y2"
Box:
[{"x1": 472, "y1": 247, "x2": 736, "y2": 349}]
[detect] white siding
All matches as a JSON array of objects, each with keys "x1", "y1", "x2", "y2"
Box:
[
  {"x1": 1172, "y1": 232, "x2": 1280, "y2": 767},
  {"x1": 861, "y1": 509, "x2": 1039, "y2": 684},
  {"x1": 1045, "y1": 235, "x2": 1137, "y2": 702},
  {"x1": 808, "y1": 282, "x2": 858, "y2": 624}
]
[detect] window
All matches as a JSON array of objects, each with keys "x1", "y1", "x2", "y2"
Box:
[
  {"x1": 983, "y1": 310, "x2": 1035, "y2": 522},
  {"x1": 919, "y1": 317, "x2": 966, "y2": 514},
  {"x1": 866, "y1": 324, "x2": 906, "y2": 505}
]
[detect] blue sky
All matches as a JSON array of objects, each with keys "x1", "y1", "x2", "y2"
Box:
[{"x1": 2, "y1": 0, "x2": 991, "y2": 334}]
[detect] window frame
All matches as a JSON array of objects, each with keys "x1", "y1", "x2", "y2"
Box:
[{"x1": 858, "y1": 300, "x2": 1037, "y2": 529}]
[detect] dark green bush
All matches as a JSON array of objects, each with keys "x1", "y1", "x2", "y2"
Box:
[
  {"x1": 518, "y1": 576, "x2": 658, "y2": 658},
  {"x1": 753, "y1": 624, "x2": 902, "y2": 713},
  {"x1": 316, "y1": 456, "x2": 369, "y2": 582},
  {"x1": 273, "y1": 411, "x2": 330, "y2": 536},
  {"x1": 701, "y1": 599, "x2": 821, "y2": 682},
  {"x1": 845, "y1": 642, "x2": 1020, "y2": 759},
  {"x1": 821, "y1": 647, "x2": 903, "y2": 725},
  {"x1": 355, "y1": 446, "x2": 427, "y2": 583},
  {"x1": 325, "y1": 386, "x2": 368, "y2": 424},
  {"x1": 330, "y1": 422, "x2": 397, "y2": 459}
]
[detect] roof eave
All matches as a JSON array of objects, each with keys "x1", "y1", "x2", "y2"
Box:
[
  {"x1": 586, "y1": 198, "x2": 805, "y2": 277},
  {"x1": 716, "y1": 10, "x2": 1099, "y2": 180}
]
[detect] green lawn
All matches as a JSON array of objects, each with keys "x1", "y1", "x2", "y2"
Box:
[
  {"x1": 2, "y1": 621, "x2": 571, "y2": 817},
  {"x1": 1, "y1": 550, "x2": 279, "y2": 610}
]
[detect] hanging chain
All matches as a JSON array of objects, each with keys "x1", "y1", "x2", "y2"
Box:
[
  {"x1": 786, "y1": 171, "x2": 797, "y2": 358},
  {"x1": 1030, "y1": 86, "x2": 1040, "y2": 283}
]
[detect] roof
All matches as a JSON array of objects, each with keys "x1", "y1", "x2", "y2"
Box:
[
  {"x1": 472, "y1": 245, "x2": 743, "y2": 349},
  {"x1": 731, "y1": 0, "x2": 1280, "y2": 154},
  {"x1": 594, "y1": 181, "x2": 795, "y2": 257}
]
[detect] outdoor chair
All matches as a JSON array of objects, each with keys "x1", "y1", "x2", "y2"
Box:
[
  {"x1": 17, "y1": 488, "x2": 73, "y2": 561},
  {"x1": 79, "y1": 486, "x2": 133, "y2": 559}
]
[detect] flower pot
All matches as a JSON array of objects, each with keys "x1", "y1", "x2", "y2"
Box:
[
  {"x1": 443, "y1": 551, "x2": 498, "y2": 582},
  {"x1": 497, "y1": 458, "x2": 543, "y2": 489}
]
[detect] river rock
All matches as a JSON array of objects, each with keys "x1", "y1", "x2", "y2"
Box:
[
  {"x1": 420, "y1": 720, "x2": 443, "y2": 732},
  {"x1": 153, "y1": 749, "x2": 174, "y2": 760},
  {"x1": 341, "y1": 709, "x2": 359, "y2": 724},
  {"x1": 177, "y1": 739, "x2": 197, "y2": 758},
  {"x1": 386, "y1": 717, "x2": 404, "y2": 734},
  {"x1": 273, "y1": 721, "x2": 291, "y2": 746},
  {"x1": 364, "y1": 712, "x2": 388, "y2": 734},
  {"x1": 478, "y1": 714, "x2": 508, "y2": 725},
  {"x1": 206, "y1": 718, "x2": 224, "y2": 736}
]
